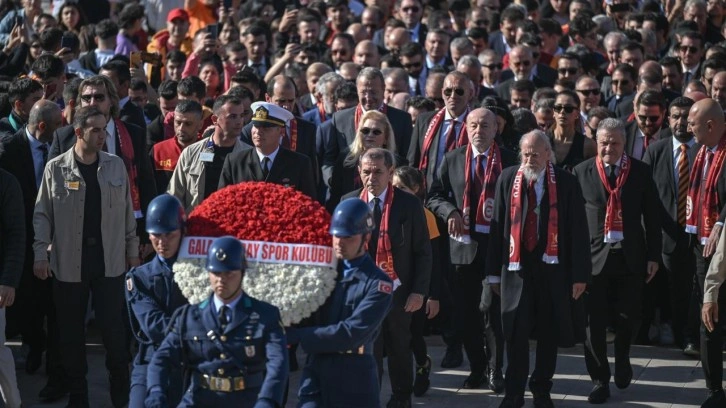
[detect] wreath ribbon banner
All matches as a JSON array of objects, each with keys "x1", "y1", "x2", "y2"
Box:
[{"x1": 179, "y1": 236, "x2": 338, "y2": 269}]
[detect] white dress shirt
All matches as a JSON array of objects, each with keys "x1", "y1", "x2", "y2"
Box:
[
  {"x1": 256, "y1": 146, "x2": 280, "y2": 173},
  {"x1": 105, "y1": 119, "x2": 117, "y2": 155}
]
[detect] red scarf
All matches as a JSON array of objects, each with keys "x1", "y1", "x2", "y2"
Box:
[
  {"x1": 459, "y1": 144, "x2": 501, "y2": 242},
  {"x1": 509, "y1": 162, "x2": 559, "y2": 270},
  {"x1": 316, "y1": 101, "x2": 327, "y2": 123},
  {"x1": 115, "y1": 120, "x2": 142, "y2": 219},
  {"x1": 686, "y1": 136, "x2": 726, "y2": 244},
  {"x1": 359, "y1": 184, "x2": 400, "y2": 290},
  {"x1": 163, "y1": 111, "x2": 175, "y2": 141},
  {"x1": 595, "y1": 155, "x2": 631, "y2": 243},
  {"x1": 354, "y1": 104, "x2": 388, "y2": 130},
  {"x1": 286, "y1": 119, "x2": 298, "y2": 151},
  {"x1": 418, "y1": 108, "x2": 469, "y2": 175}
]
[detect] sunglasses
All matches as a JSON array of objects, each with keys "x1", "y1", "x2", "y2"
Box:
[
  {"x1": 612, "y1": 79, "x2": 630, "y2": 86},
  {"x1": 360, "y1": 127, "x2": 383, "y2": 136},
  {"x1": 637, "y1": 115, "x2": 661, "y2": 123},
  {"x1": 554, "y1": 105, "x2": 577, "y2": 113},
  {"x1": 403, "y1": 61, "x2": 422, "y2": 69},
  {"x1": 483, "y1": 63, "x2": 503, "y2": 70},
  {"x1": 577, "y1": 88, "x2": 601, "y2": 96},
  {"x1": 558, "y1": 67, "x2": 578, "y2": 75},
  {"x1": 80, "y1": 93, "x2": 106, "y2": 102},
  {"x1": 680, "y1": 45, "x2": 699, "y2": 54},
  {"x1": 444, "y1": 88, "x2": 465, "y2": 97}
]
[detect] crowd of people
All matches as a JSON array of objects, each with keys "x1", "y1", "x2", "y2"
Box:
[{"x1": 0, "y1": 0, "x2": 725, "y2": 406}]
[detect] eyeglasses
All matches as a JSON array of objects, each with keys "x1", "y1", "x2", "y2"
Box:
[
  {"x1": 402, "y1": 6, "x2": 420, "y2": 12},
  {"x1": 483, "y1": 63, "x2": 503, "y2": 70},
  {"x1": 80, "y1": 93, "x2": 106, "y2": 102},
  {"x1": 360, "y1": 127, "x2": 383, "y2": 136},
  {"x1": 444, "y1": 87, "x2": 465, "y2": 97},
  {"x1": 553, "y1": 105, "x2": 577, "y2": 113},
  {"x1": 637, "y1": 115, "x2": 661, "y2": 123},
  {"x1": 612, "y1": 79, "x2": 630, "y2": 86},
  {"x1": 402, "y1": 61, "x2": 422, "y2": 69},
  {"x1": 577, "y1": 88, "x2": 601, "y2": 96},
  {"x1": 680, "y1": 45, "x2": 699, "y2": 54},
  {"x1": 558, "y1": 67, "x2": 579, "y2": 75}
]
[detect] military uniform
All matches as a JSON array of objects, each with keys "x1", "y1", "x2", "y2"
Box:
[
  {"x1": 125, "y1": 255, "x2": 188, "y2": 407},
  {"x1": 146, "y1": 293, "x2": 288, "y2": 407},
  {"x1": 287, "y1": 254, "x2": 393, "y2": 407}
]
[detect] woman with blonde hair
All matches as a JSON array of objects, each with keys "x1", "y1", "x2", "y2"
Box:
[{"x1": 328, "y1": 110, "x2": 407, "y2": 210}]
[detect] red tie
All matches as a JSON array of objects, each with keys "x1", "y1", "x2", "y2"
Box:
[
  {"x1": 473, "y1": 155, "x2": 485, "y2": 199},
  {"x1": 524, "y1": 180, "x2": 538, "y2": 252},
  {"x1": 444, "y1": 119, "x2": 458, "y2": 152}
]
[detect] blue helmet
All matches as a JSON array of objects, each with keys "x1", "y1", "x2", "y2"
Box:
[
  {"x1": 206, "y1": 236, "x2": 247, "y2": 273},
  {"x1": 329, "y1": 198, "x2": 374, "y2": 237},
  {"x1": 146, "y1": 194, "x2": 185, "y2": 234}
]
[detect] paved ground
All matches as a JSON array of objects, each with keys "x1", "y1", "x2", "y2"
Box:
[{"x1": 9, "y1": 335, "x2": 709, "y2": 408}]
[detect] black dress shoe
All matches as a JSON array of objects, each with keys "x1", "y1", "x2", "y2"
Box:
[
  {"x1": 462, "y1": 371, "x2": 486, "y2": 389},
  {"x1": 64, "y1": 393, "x2": 90, "y2": 408},
  {"x1": 588, "y1": 383, "x2": 610, "y2": 404},
  {"x1": 533, "y1": 391, "x2": 555, "y2": 408},
  {"x1": 614, "y1": 359, "x2": 633, "y2": 389},
  {"x1": 683, "y1": 343, "x2": 700, "y2": 358},
  {"x1": 499, "y1": 395, "x2": 525, "y2": 408},
  {"x1": 109, "y1": 371, "x2": 130, "y2": 408},
  {"x1": 413, "y1": 355, "x2": 431, "y2": 397},
  {"x1": 440, "y1": 346, "x2": 463, "y2": 368},
  {"x1": 488, "y1": 367, "x2": 505, "y2": 394},
  {"x1": 25, "y1": 349, "x2": 42, "y2": 374},
  {"x1": 702, "y1": 388, "x2": 726, "y2": 408},
  {"x1": 385, "y1": 396, "x2": 412, "y2": 408},
  {"x1": 39, "y1": 381, "x2": 68, "y2": 401}
]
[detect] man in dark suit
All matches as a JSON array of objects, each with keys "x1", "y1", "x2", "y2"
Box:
[
  {"x1": 342, "y1": 147, "x2": 431, "y2": 408},
  {"x1": 395, "y1": 0, "x2": 427, "y2": 46},
  {"x1": 428, "y1": 108, "x2": 517, "y2": 393},
  {"x1": 48, "y1": 75, "x2": 157, "y2": 254},
  {"x1": 408, "y1": 71, "x2": 475, "y2": 191},
  {"x1": 321, "y1": 68, "x2": 412, "y2": 188},
  {"x1": 496, "y1": 46, "x2": 556, "y2": 103},
  {"x1": 100, "y1": 60, "x2": 148, "y2": 133},
  {"x1": 219, "y1": 102, "x2": 316, "y2": 199},
  {"x1": 486, "y1": 130, "x2": 591, "y2": 408},
  {"x1": 0, "y1": 78, "x2": 43, "y2": 137},
  {"x1": 487, "y1": 7, "x2": 525, "y2": 58},
  {"x1": 686, "y1": 99, "x2": 726, "y2": 408},
  {"x1": 605, "y1": 64, "x2": 637, "y2": 115},
  {"x1": 240, "y1": 76, "x2": 319, "y2": 186},
  {"x1": 0, "y1": 100, "x2": 66, "y2": 401},
  {"x1": 642, "y1": 96, "x2": 700, "y2": 355},
  {"x1": 623, "y1": 90, "x2": 666, "y2": 159},
  {"x1": 573, "y1": 118, "x2": 662, "y2": 404}
]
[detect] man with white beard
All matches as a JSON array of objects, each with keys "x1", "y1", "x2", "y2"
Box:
[{"x1": 485, "y1": 130, "x2": 591, "y2": 408}]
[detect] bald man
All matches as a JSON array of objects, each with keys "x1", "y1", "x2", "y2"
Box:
[
  {"x1": 354, "y1": 40, "x2": 381, "y2": 68},
  {"x1": 686, "y1": 99, "x2": 726, "y2": 408},
  {"x1": 346, "y1": 23, "x2": 368, "y2": 44},
  {"x1": 428, "y1": 108, "x2": 518, "y2": 392},
  {"x1": 385, "y1": 27, "x2": 411, "y2": 54},
  {"x1": 711, "y1": 71, "x2": 726, "y2": 111},
  {"x1": 390, "y1": 92, "x2": 411, "y2": 110},
  {"x1": 384, "y1": 68, "x2": 410, "y2": 105}
]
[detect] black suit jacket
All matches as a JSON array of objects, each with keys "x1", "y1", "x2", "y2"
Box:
[
  {"x1": 146, "y1": 115, "x2": 165, "y2": 153},
  {"x1": 495, "y1": 70, "x2": 556, "y2": 103},
  {"x1": 78, "y1": 50, "x2": 100, "y2": 74},
  {"x1": 121, "y1": 100, "x2": 147, "y2": 134},
  {"x1": 573, "y1": 157, "x2": 662, "y2": 277},
  {"x1": 642, "y1": 137, "x2": 699, "y2": 254},
  {"x1": 218, "y1": 147, "x2": 316, "y2": 199},
  {"x1": 498, "y1": 63, "x2": 557, "y2": 87},
  {"x1": 0, "y1": 111, "x2": 24, "y2": 137},
  {"x1": 342, "y1": 187, "x2": 432, "y2": 305},
  {"x1": 427, "y1": 145, "x2": 518, "y2": 266},
  {"x1": 615, "y1": 89, "x2": 681, "y2": 120}
]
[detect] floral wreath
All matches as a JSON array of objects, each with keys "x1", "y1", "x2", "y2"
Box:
[{"x1": 173, "y1": 182, "x2": 338, "y2": 326}]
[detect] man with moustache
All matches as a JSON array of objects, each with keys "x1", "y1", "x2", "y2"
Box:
[
  {"x1": 408, "y1": 71, "x2": 475, "y2": 191},
  {"x1": 219, "y1": 102, "x2": 316, "y2": 199},
  {"x1": 573, "y1": 118, "x2": 661, "y2": 404},
  {"x1": 642, "y1": 97, "x2": 701, "y2": 356},
  {"x1": 427, "y1": 108, "x2": 517, "y2": 393},
  {"x1": 686, "y1": 98, "x2": 726, "y2": 408},
  {"x1": 486, "y1": 130, "x2": 590, "y2": 408},
  {"x1": 711, "y1": 71, "x2": 726, "y2": 111},
  {"x1": 342, "y1": 148, "x2": 431, "y2": 408},
  {"x1": 624, "y1": 90, "x2": 666, "y2": 159}
]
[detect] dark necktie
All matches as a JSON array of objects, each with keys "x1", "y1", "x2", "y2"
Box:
[
  {"x1": 677, "y1": 144, "x2": 689, "y2": 226},
  {"x1": 372, "y1": 197, "x2": 382, "y2": 229},
  {"x1": 523, "y1": 180, "x2": 538, "y2": 252},
  {"x1": 261, "y1": 157, "x2": 270, "y2": 179},
  {"x1": 369, "y1": 198, "x2": 382, "y2": 258},
  {"x1": 608, "y1": 165, "x2": 617, "y2": 189},
  {"x1": 444, "y1": 119, "x2": 458, "y2": 152},
  {"x1": 218, "y1": 305, "x2": 229, "y2": 329},
  {"x1": 473, "y1": 155, "x2": 485, "y2": 200},
  {"x1": 38, "y1": 144, "x2": 48, "y2": 166}
]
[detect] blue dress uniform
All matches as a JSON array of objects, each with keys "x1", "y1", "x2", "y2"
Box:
[
  {"x1": 288, "y1": 253, "x2": 393, "y2": 407},
  {"x1": 125, "y1": 255, "x2": 188, "y2": 407}
]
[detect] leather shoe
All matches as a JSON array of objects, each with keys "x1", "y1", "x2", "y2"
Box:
[
  {"x1": 588, "y1": 383, "x2": 610, "y2": 404},
  {"x1": 462, "y1": 371, "x2": 486, "y2": 389},
  {"x1": 109, "y1": 371, "x2": 130, "y2": 408},
  {"x1": 25, "y1": 348, "x2": 42, "y2": 374},
  {"x1": 683, "y1": 343, "x2": 700, "y2": 358},
  {"x1": 488, "y1": 367, "x2": 505, "y2": 394},
  {"x1": 702, "y1": 388, "x2": 726, "y2": 408},
  {"x1": 385, "y1": 396, "x2": 411, "y2": 408},
  {"x1": 413, "y1": 355, "x2": 431, "y2": 397},
  {"x1": 614, "y1": 359, "x2": 633, "y2": 389},
  {"x1": 533, "y1": 391, "x2": 555, "y2": 408},
  {"x1": 64, "y1": 393, "x2": 90, "y2": 408},
  {"x1": 440, "y1": 346, "x2": 463, "y2": 368},
  {"x1": 499, "y1": 395, "x2": 525, "y2": 408},
  {"x1": 39, "y1": 381, "x2": 68, "y2": 402}
]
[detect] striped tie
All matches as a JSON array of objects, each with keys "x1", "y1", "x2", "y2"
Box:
[{"x1": 678, "y1": 144, "x2": 689, "y2": 226}]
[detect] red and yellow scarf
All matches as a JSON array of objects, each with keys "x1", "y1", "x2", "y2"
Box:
[
  {"x1": 359, "y1": 184, "x2": 400, "y2": 290},
  {"x1": 595, "y1": 155, "x2": 631, "y2": 243},
  {"x1": 686, "y1": 136, "x2": 726, "y2": 244},
  {"x1": 459, "y1": 144, "x2": 501, "y2": 242}
]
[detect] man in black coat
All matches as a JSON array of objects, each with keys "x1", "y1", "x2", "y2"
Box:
[
  {"x1": 427, "y1": 108, "x2": 517, "y2": 393},
  {"x1": 0, "y1": 78, "x2": 43, "y2": 138},
  {"x1": 219, "y1": 102, "x2": 316, "y2": 199},
  {"x1": 100, "y1": 60, "x2": 147, "y2": 133},
  {"x1": 342, "y1": 147, "x2": 431, "y2": 408},
  {"x1": 573, "y1": 118, "x2": 662, "y2": 404},
  {"x1": 642, "y1": 96, "x2": 701, "y2": 354},
  {"x1": 0, "y1": 100, "x2": 66, "y2": 401},
  {"x1": 320, "y1": 68, "x2": 412, "y2": 187},
  {"x1": 486, "y1": 130, "x2": 591, "y2": 408}
]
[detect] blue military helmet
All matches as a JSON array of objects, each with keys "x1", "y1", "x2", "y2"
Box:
[
  {"x1": 146, "y1": 194, "x2": 186, "y2": 234},
  {"x1": 206, "y1": 236, "x2": 248, "y2": 272},
  {"x1": 329, "y1": 198, "x2": 375, "y2": 237}
]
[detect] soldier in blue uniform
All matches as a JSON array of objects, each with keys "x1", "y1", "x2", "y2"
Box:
[
  {"x1": 287, "y1": 198, "x2": 394, "y2": 408},
  {"x1": 145, "y1": 236, "x2": 288, "y2": 408},
  {"x1": 125, "y1": 194, "x2": 189, "y2": 407}
]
